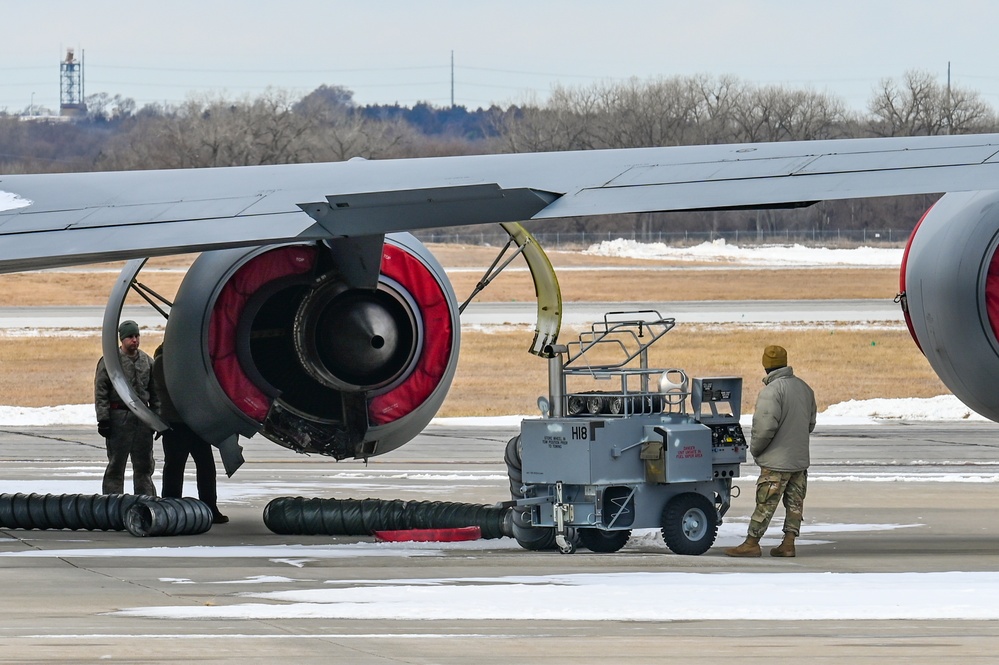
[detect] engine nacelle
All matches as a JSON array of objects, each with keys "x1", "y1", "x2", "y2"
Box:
[
  {"x1": 901, "y1": 190, "x2": 999, "y2": 422},
  {"x1": 162, "y1": 233, "x2": 460, "y2": 460}
]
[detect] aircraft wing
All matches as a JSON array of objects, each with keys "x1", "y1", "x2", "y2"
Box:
[
  {"x1": 8, "y1": 131, "x2": 999, "y2": 462},
  {"x1": 2, "y1": 133, "x2": 999, "y2": 272}
]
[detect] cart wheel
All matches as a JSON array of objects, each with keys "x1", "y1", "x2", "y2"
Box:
[
  {"x1": 660, "y1": 493, "x2": 718, "y2": 556},
  {"x1": 578, "y1": 528, "x2": 632, "y2": 553}
]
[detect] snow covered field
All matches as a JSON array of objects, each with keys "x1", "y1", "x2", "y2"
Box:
[{"x1": 585, "y1": 237, "x2": 903, "y2": 267}]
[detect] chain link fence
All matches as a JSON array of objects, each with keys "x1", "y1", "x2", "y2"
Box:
[{"x1": 414, "y1": 228, "x2": 907, "y2": 250}]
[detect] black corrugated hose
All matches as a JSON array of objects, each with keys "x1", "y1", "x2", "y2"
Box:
[
  {"x1": 0, "y1": 492, "x2": 139, "y2": 531},
  {"x1": 0, "y1": 493, "x2": 212, "y2": 537},
  {"x1": 263, "y1": 497, "x2": 513, "y2": 539},
  {"x1": 124, "y1": 497, "x2": 214, "y2": 537}
]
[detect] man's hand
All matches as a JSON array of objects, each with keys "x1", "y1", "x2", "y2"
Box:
[{"x1": 97, "y1": 420, "x2": 112, "y2": 438}]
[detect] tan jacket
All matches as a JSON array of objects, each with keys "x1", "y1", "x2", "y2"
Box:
[{"x1": 750, "y1": 366, "x2": 817, "y2": 472}]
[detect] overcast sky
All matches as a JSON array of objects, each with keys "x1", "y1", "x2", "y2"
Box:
[{"x1": 4, "y1": 1, "x2": 999, "y2": 113}]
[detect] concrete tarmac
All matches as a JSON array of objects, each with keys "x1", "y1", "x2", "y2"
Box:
[
  {"x1": 0, "y1": 298, "x2": 902, "y2": 331},
  {"x1": 0, "y1": 422, "x2": 998, "y2": 663}
]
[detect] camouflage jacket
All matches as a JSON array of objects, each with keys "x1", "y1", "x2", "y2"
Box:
[{"x1": 94, "y1": 348, "x2": 159, "y2": 422}]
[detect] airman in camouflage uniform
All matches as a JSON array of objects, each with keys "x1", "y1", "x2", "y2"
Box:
[
  {"x1": 726, "y1": 345, "x2": 816, "y2": 558},
  {"x1": 94, "y1": 320, "x2": 160, "y2": 496}
]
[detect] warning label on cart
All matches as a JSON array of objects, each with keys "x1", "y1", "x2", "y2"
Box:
[
  {"x1": 675, "y1": 445, "x2": 704, "y2": 459},
  {"x1": 543, "y1": 435, "x2": 568, "y2": 449}
]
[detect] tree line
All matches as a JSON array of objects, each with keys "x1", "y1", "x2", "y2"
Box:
[{"x1": 2, "y1": 70, "x2": 992, "y2": 239}]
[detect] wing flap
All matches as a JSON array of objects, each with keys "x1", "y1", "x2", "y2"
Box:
[
  {"x1": 0, "y1": 211, "x2": 326, "y2": 274},
  {"x1": 797, "y1": 144, "x2": 999, "y2": 174},
  {"x1": 603, "y1": 143, "x2": 999, "y2": 190},
  {"x1": 0, "y1": 196, "x2": 268, "y2": 233},
  {"x1": 540, "y1": 163, "x2": 999, "y2": 218},
  {"x1": 0, "y1": 208, "x2": 94, "y2": 233},
  {"x1": 77, "y1": 196, "x2": 265, "y2": 228},
  {"x1": 607, "y1": 156, "x2": 820, "y2": 187}
]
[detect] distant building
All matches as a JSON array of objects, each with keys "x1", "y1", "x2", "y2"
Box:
[{"x1": 59, "y1": 48, "x2": 86, "y2": 118}]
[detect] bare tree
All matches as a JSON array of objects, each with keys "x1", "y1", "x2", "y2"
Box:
[
  {"x1": 84, "y1": 93, "x2": 137, "y2": 123},
  {"x1": 687, "y1": 74, "x2": 745, "y2": 145},
  {"x1": 945, "y1": 85, "x2": 998, "y2": 134},
  {"x1": 304, "y1": 107, "x2": 415, "y2": 161},
  {"x1": 98, "y1": 90, "x2": 316, "y2": 169},
  {"x1": 588, "y1": 76, "x2": 706, "y2": 148},
  {"x1": 868, "y1": 70, "x2": 944, "y2": 136},
  {"x1": 867, "y1": 69, "x2": 995, "y2": 136},
  {"x1": 291, "y1": 83, "x2": 415, "y2": 160},
  {"x1": 495, "y1": 87, "x2": 605, "y2": 153},
  {"x1": 734, "y1": 86, "x2": 847, "y2": 142}
]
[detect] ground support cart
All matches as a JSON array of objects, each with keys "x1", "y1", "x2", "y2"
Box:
[{"x1": 509, "y1": 311, "x2": 747, "y2": 555}]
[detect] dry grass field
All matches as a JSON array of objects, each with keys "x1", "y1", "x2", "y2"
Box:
[
  {"x1": 449, "y1": 326, "x2": 945, "y2": 417},
  {"x1": 0, "y1": 245, "x2": 900, "y2": 305},
  {"x1": 0, "y1": 243, "x2": 942, "y2": 416}
]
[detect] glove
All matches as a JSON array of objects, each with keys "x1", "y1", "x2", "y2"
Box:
[{"x1": 97, "y1": 420, "x2": 112, "y2": 438}]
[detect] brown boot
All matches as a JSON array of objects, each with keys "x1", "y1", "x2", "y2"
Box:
[
  {"x1": 770, "y1": 533, "x2": 796, "y2": 557},
  {"x1": 724, "y1": 536, "x2": 761, "y2": 557}
]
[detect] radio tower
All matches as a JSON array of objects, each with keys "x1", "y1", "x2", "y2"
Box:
[{"x1": 59, "y1": 48, "x2": 87, "y2": 117}]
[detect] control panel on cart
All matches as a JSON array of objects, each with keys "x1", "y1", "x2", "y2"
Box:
[{"x1": 510, "y1": 310, "x2": 747, "y2": 555}]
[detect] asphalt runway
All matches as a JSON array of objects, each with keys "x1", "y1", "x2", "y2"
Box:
[{"x1": 0, "y1": 421, "x2": 998, "y2": 663}]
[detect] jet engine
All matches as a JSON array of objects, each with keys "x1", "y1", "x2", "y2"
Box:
[
  {"x1": 160, "y1": 232, "x2": 460, "y2": 461},
  {"x1": 901, "y1": 189, "x2": 999, "y2": 422}
]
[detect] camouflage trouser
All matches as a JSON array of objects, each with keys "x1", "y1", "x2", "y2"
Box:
[
  {"x1": 747, "y1": 468, "x2": 807, "y2": 539},
  {"x1": 102, "y1": 409, "x2": 156, "y2": 496}
]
